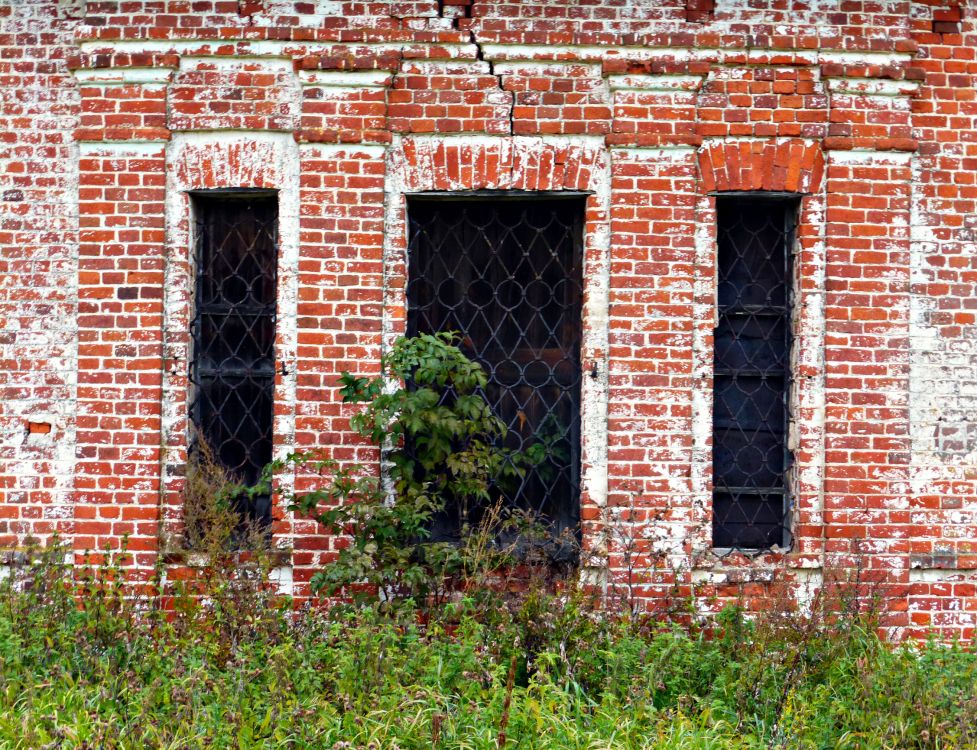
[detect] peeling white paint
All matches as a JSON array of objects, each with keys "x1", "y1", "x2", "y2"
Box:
[
  {"x1": 609, "y1": 146, "x2": 697, "y2": 160},
  {"x1": 177, "y1": 56, "x2": 294, "y2": 71},
  {"x1": 269, "y1": 564, "x2": 294, "y2": 595},
  {"x1": 691, "y1": 193, "x2": 717, "y2": 555},
  {"x1": 826, "y1": 149, "x2": 914, "y2": 165},
  {"x1": 297, "y1": 142, "x2": 388, "y2": 158},
  {"x1": 825, "y1": 77, "x2": 921, "y2": 97},
  {"x1": 1, "y1": 0, "x2": 80, "y2": 544},
  {"x1": 298, "y1": 70, "x2": 394, "y2": 88},
  {"x1": 73, "y1": 67, "x2": 175, "y2": 85},
  {"x1": 404, "y1": 133, "x2": 607, "y2": 150},
  {"x1": 480, "y1": 43, "x2": 911, "y2": 67},
  {"x1": 492, "y1": 61, "x2": 604, "y2": 76},
  {"x1": 77, "y1": 142, "x2": 169, "y2": 154},
  {"x1": 794, "y1": 569, "x2": 824, "y2": 614},
  {"x1": 910, "y1": 567, "x2": 977, "y2": 582},
  {"x1": 607, "y1": 74, "x2": 704, "y2": 92},
  {"x1": 78, "y1": 39, "x2": 475, "y2": 59},
  {"x1": 701, "y1": 135, "x2": 820, "y2": 146}
]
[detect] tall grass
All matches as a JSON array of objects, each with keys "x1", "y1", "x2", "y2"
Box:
[{"x1": 0, "y1": 543, "x2": 974, "y2": 749}]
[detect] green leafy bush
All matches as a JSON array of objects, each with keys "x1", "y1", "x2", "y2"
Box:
[{"x1": 273, "y1": 332, "x2": 548, "y2": 607}]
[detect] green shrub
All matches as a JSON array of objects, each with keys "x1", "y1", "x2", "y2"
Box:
[{"x1": 270, "y1": 332, "x2": 550, "y2": 608}]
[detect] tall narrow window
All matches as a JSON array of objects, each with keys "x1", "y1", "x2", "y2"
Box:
[
  {"x1": 189, "y1": 192, "x2": 278, "y2": 528},
  {"x1": 712, "y1": 195, "x2": 797, "y2": 549},
  {"x1": 407, "y1": 196, "x2": 584, "y2": 541}
]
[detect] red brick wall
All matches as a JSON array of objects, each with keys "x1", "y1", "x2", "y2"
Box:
[
  {"x1": 0, "y1": 1, "x2": 81, "y2": 552},
  {"x1": 3, "y1": 0, "x2": 977, "y2": 639}
]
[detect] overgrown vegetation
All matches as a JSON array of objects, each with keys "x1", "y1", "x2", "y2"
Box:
[
  {"x1": 180, "y1": 435, "x2": 270, "y2": 554},
  {"x1": 1, "y1": 541, "x2": 976, "y2": 749},
  {"x1": 2, "y1": 334, "x2": 975, "y2": 748}
]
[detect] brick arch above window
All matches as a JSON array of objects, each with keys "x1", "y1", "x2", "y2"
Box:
[
  {"x1": 697, "y1": 139, "x2": 824, "y2": 195},
  {"x1": 393, "y1": 136, "x2": 607, "y2": 194}
]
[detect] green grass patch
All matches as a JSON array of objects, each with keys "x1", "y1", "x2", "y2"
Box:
[{"x1": 0, "y1": 548, "x2": 975, "y2": 749}]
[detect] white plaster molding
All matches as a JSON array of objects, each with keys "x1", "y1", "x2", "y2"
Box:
[
  {"x1": 77, "y1": 39, "x2": 475, "y2": 58},
  {"x1": 607, "y1": 74, "x2": 704, "y2": 92},
  {"x1": 826, "y1": 149, "x2": 914, "y2": 164},
  {"x1": 394, "y1": 60, "x2": 493, "y2": 75},
  {"x1": 166, "y1": 130, "x2": 296, "y2": 148},
  {"x1": 699, "y1": 135, "x2": 820, "y2": 146},
  {"x1": 402, "y1": 133, "x2": 607, "y2": 150},
  {"x1": 480, "y1": 43, "x2": 912, "y2": 67},
  {"x1": 177, "y1": 55, "x2": 294, "y2": 71},
  {"x1": 825, "y1": 77, "x2": 921, "y2": 97},
  {"x1": 491, "y1": 60, "x2": 603, "y2": 75},
  {"x1": 74, "y1": 38, "x2": 913, "y2": 73},
  {"x1": 73, "y1": 67, "x2": 174, "y2": 85},
  {"x1": 297, "y1": 142, "x2": 388, "y2": 157},
  {"x1": 297, "y1": 70, "x2": 394, "y2": 88},
  {"x1": 77, "y1": 141, "x2": 168, "y2": 153},
  {"x1": 819, "y1": 50, "x2": 914, "y2": 65},
  {"x1": 609, "y1": 146, "x2": 698, "y2": 160}
]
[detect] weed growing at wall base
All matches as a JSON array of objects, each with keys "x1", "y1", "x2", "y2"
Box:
[{"x1": 0, "y1": 541, "x2": 975, "y2": 749}]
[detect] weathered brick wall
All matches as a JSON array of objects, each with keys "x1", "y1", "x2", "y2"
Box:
[
  {"x1": 0, "y1": 0, "x2": 81, "y2": 552},
  {"x1": 2, "y1": 0, "x2": 977, "y2": 638},
  {"x1": 907, "y1": 0, "x2": 977, "y2": 637}
]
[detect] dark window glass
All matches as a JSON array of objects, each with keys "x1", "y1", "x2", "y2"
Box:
[
  {"x1": 712, "y1": 196, "x2": 797, "y2": 549},
  {"x1": 407, "y1": 196, "x2": 584, "y2": 542},
  {"x1": 189, "y1": 193, "x2": 278, "y2": 528}
]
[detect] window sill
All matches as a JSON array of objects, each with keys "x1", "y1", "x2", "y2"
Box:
[
  {"x1": 693, "y1": 546, "x2": 816, "y2": 582},
  {"x1": 709, "y1": 545, "x2": 792, "y2": 559}
]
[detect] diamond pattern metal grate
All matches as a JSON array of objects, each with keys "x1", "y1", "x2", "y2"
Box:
[
  {"x1": 407, "y1": 196, "x2": 584, "y2": 540},
  {"x1": 189, "y1": 193, "x2": 278, "y2": 528},
  {"x1": 712, "y1": 196, "x2": 797, "y2": 549}
]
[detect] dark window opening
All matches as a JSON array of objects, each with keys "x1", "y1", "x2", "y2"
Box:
[
  {"x1": 189, "y1": 192, "x2": 278, "y2": 530},
  {"x1": 712, "y1": 195, "x2": 797, "y2": 549},
  {"x1": 407, "y1": 195, "x2": 584, "y2": 544}
]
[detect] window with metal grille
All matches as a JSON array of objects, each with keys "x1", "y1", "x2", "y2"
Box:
[
  {"x1": 189, "y1": 192, "x2": 278, "y2": 528},
  {"x1": 712, "y1": 195, "x2": 797, "y2": 549},
  {"x1": 406, "y1": 195, "x2": 584, "y2": 542}
]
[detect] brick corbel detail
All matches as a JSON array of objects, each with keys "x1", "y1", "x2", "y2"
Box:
[
  {"x1": 697, "y1": 139, "x2": 824, "y2": 194},
  {"x1": 72, "y1": 67, "x2": 175, "y2": 143},
  {"x1": 297, "y1": 69, "x2": 394, "y2": 144},
  {"x1": 822, "y1": 76, "x2": 921, "y2": 153}
]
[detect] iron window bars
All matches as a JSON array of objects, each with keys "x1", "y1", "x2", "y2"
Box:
[
  {"x1": 189, "y1": 192, "x2": 278, "y2": 528},
  {"x1": 406, "y1": 195, "x2": 585, "y2": 543},
  {"x1": 712, "y1": 195, "x2": 798, "y2": 549}
]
